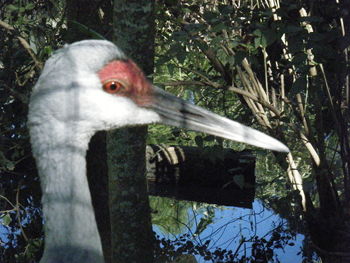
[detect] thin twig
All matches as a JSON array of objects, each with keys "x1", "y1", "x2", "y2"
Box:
[
  {"x1": 161, "y1": 80, "x2": 207, "y2": 87},
  {"x1": 228, "y1": 86, "x2": 281, "y2": 116},
  {"x1": 15, "y1": 188, "x2": 28, "y2": 242},
  {"x1": 0, "y1": 19, "x2": 42, "y2": 70}
]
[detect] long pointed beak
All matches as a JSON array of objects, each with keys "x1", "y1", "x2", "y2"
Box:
[{"x1": 147, "y1": 86, "x2": 289, "y2": 152}]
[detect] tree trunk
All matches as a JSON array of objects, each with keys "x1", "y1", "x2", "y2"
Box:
[{"x1": 108, "y1": 1, "x2": 155, "y2": 263}]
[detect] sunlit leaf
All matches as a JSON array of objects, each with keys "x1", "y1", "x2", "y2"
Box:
[{"x1": 2, "y1": 214, "x2": 12, "y2": 226}]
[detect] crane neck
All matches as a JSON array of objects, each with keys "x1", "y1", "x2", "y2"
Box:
[{"x1": 30, "y1": 123, "x2": 104, "y2": 263}]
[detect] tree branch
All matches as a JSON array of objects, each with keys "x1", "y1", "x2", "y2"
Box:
[
  {"x1": 161, "y1": 80, "x2": 207, "y2": 87},
  {"x1": 0, "y1": 20, "x2": 42, "y2": 70}
]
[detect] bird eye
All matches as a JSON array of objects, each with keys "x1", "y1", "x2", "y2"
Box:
[{"x1": 102, "y1": 80, "x2": 125, "y2": 94}]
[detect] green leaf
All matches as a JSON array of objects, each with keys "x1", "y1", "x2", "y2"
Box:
[
  {"x1": 25, "y1": 3, "x2": 35, "y2": 10},
  {"x1": 2, "y1": 214, "x2": 12, "y2": 226},
  {"x1": 185, "y1": 23, "x2": 206, "y2": 33},
  {"x1": 254, "y1": 37, "x2": 266, "y2": 48},
  {"x1": 253, "y1": 29, "x2": 266, "y2": 48},
  {"x1": 228, "y1": 55, "x2": 235, "y2": 66},
  {"x1": 211, "y1": 36, "x2": 224, "y2": 46},
  {"x1": 43, "y1": 46, "x2": 53, "y2": 56},
  {"x1": 172, "y1": 31, "x2": 188, "y2": 41},
  {"x1": 203, "y1": 11, "x2": 219, "y2": 23},
  {"x1": 7, "y1": 4, "x2": 19, "y2": 11},
  {"x1": 168, "y1": 43, "x2": 181, "y2": 54},
  {"x1": 253, "y1": 29, "x2": 262, "y2": 37},
  {"x1": 211, "y1": 22, "x2": 226, "y2": 32},
  {"x1": 0, "y1": 151, "x2": 14, "y2": 171},
  {"x1": 156, "y1": 55, "x2": 171, "y2": 65},
  {"x1": 182, "y1": 7, "x2": 191, "y2": 13},
  {"x1": 253, "y1": 28, "x2": 276, "y2": 48},
  {"x1": 194, "y1": 39, "x2": 209, "y2": 51}
]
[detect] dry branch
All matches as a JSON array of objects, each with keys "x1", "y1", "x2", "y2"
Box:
[{"x1": 0, "y1": 20, "x2": 42, "y2": 70}]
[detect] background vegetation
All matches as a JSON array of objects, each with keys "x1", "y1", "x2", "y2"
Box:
[{"x1": 0, "y1": 0, "x2": 349, "y2": 262}]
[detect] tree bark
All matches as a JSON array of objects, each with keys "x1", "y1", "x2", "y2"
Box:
[{"x1": 109, "y1": 1, "x2": 155, "y2": 263}]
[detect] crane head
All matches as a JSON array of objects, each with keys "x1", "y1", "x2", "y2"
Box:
[{"x1": 29, "y1": 40, "x2": 289, "y2": 153}]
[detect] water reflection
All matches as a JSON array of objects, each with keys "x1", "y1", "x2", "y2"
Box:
[{"x1": 151, "y1": 197, "x2": 305, "y2": 263}]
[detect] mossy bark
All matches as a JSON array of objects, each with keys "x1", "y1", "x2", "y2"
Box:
[{"x1": 108, "y1": 1, "x2": 155, "y2": 263}]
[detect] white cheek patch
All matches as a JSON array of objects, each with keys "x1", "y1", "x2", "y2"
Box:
[{"x1": 80, "y1": 88, "x2": 161, "y2": 132}]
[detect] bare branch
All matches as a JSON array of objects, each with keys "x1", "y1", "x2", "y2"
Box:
[
  {"x1": 228, "y1": 86, "x2": 281, "y2": 116},
  {"x1": 0, "y1": 20, "x2": 43, "y2": 70},
  {"x1": 161, "y1": 80, "x2": 207, "y2": 87}
]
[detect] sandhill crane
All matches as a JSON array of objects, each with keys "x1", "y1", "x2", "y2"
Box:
[{"x1": 28, "y1": 40, "x2": 288, "y2": 263}]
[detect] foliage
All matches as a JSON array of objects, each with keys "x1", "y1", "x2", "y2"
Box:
[
  {"x1": 151, "y1": 196, "x2": 193, "y2": 235},
  {"x1": 0, "y1": 1, "x2": 66, "y2": 262},
  {"x1": 153, "y1": 0, "x2": 350, "y2": 258},
  {"x1": 154, "y1": 217, "x2": 302, "y2": 263},
  {"x1": 151, "y1": 196, "x2": 320, "y2": 263}
]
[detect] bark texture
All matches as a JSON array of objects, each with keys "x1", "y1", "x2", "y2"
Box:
[{"x1": 109, "y1": 1, "x2": 155, "y2": 263}]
